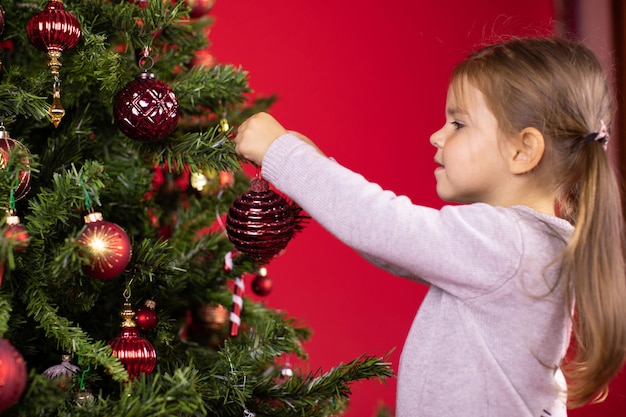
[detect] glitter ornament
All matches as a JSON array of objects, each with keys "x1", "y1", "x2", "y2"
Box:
[
  {"x1": 0, "y1": 127, "x2": 32, "y2": 201},
  {"x1": 135, "y1": 300, "x2": 158, "y2": 331},
  {"x1": 42, "y1": 354, "x2": 79, "y2": 387},
  {"x1": 226, "y1": 178, "x2": 295, "y2": 263},
  {"x1": 113, "y1": 71, "x2": 180, "y2": 142},
  {"x1": 26, "y1": 0, "x2": 81, "y2": 127},
  {"x1": 0, "y1": 339, "x2": 27, "y2": 413},
  {"x1": 77, "y1": 212, "x2": 132, "y2": 280},
  {"x1": 109, "y1": 302, "x2": 157, "y2": 379},
  {"x1": 3, "y1": 212, "x2": 30, "y2": 254}
]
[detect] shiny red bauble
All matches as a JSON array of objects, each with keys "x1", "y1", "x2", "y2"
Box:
[
  {"x1": 135, "y1": 301, "x2": 158, "y2": 331},
  {"x1": 187, "y1": 0, "x2": 216, "y2": 18},
  {"x1": 0, "y1": 339, "x2": 27, "y2": 413},
  {"x1": 252, "y1": 274, "x2": 273, "y2": 296},
  {"x1": 226, "y1": 178, "x2": 295, "y2": 263},
  {"x1": 113, "y1": 71, "x2": 180, "y2": 142},
  {"x1": 109, "y1": 327, "x2": 157, "y2": 379},
  {"x1": 0, "y1": 130, "x2": 31, "y2": 201},
  {"x1": 26, "y1": 0, "x2": 81, "y2": 53},
  {"x1": 77, "y1": 212, "x2": 132, "y2": 280},
  {"x1": 3, "y1": 215, "x2": 29, "y2": 254}
]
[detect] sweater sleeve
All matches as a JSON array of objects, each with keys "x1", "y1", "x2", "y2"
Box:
[{"x1": 262, "y1": 133, "x2": 525, "y2": 299}]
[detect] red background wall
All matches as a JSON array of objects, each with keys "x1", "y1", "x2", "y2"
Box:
[{"x1": 208, "y1": 1, "x2": 626, "y2": 415}]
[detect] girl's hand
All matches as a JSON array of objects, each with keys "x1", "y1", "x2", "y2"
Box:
[{"x1": 234, "y1": 112, "x2": 288, "y2": 165}]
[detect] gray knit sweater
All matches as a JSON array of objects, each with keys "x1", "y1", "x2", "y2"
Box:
[{"x1": 262, "y1": 133, "x2": 574, "y2": 416}]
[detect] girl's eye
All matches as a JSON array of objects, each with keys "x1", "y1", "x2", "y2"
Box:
[{"x1": 451, "y1": 120, "x2": 465, "y2": 130}]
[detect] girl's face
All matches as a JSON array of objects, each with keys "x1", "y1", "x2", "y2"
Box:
[{"x1": 429, "y1": 82, "x2": 513, "y2": 205}]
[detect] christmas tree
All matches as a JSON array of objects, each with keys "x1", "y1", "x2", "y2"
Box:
[{"x1": 0, "y1": 1, "x2": 391, "y2": 415}]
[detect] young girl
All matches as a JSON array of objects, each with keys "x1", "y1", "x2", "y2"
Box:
[{"x1": 233, "y1": 37, "x2": 626, "y2": 416}]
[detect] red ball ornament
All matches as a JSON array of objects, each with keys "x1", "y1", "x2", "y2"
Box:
[
  {"x1": 129, "y1": 0, "x2": 149, "y2": 9},
  {"x1": 252, "y1": 273, "x2": 273, "y2": 296},
  {"x1": 3, "y1": 214, "x2": 30, "y2": 254},
  {"x1": 113, "y1": 71, "x2": 180, "y2": 142},
  {"x1": 0, "y1": 128, "x2": 32, "y2": 201},
  {"x1": 186, "y1": 0, "x2": 216, "y2": 18},
  {"x1": 26, "y1": 0, "x2": 81, "y2": 54},
  {"x1": 77, "y1": 212, "x2": 132, "y2": 280},
  {"x1": 0, "y1": 338, "x2": 28, "y2": 413},
  {"x1": 109, "y1": 303, "x2": 157, "y2": 379},
  {"x1": 226, "y1": 178, "x2": 295, "y2": 263},
  {"x1": 135, "y1": 300, "x2": 158, "y2": 331}
]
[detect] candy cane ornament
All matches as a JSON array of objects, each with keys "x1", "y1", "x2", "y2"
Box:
[{"x1": 230, "y1": 276, "x2": 245, "y2": 337}]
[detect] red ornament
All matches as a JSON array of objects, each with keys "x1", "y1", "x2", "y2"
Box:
[
  {"x1": 0, "y1": 339, "x2": 28, "y2": 413},
  {"x1": 3, "y1": 213, "x2": 30, "y2": 253},
  {"x1": 26, "y1": 0, "x2": 81, "y2": 53},
  {"x1": 77, "y1": 212, "x2": 132, "y2": 280},
  {"x1": 113, "y1": 71, "x2": 180, "y2": 142},
  {"x1": 252, "y1": 271, "x2": 273, "y2": 296},
  {"x1": 226, "y1": 178, "x2": 295, "y2": 263},
  {"x1": 135, "y1": 300, "x2": 158, "y2": 331},
  {"x1": 0, "y1": 129, "x2": 32, "y2": 201},
  {"x1": 0, "y1": 5, "x2": 5, "y2": 36},
  {"x1": 129, "y1": 0, "x2": 149, "y2": 9},
  {"x1": 109, "y1": 303, "x2": 157, "y2": 379},
  {"x1": 186, "y1": 0, "x2": 216, "y2": 18}
]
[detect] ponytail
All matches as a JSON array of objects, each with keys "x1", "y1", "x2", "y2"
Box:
[{"x1": 560, "y1": 141, "x2": 626, "y2": 406}]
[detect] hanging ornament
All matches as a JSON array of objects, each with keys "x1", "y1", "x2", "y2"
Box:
[
  {"x1": 251, "y1": 267, "x2": 273, "y2": 296},
  {"x1": 0, "y1": 126, "x2": 32, "y2": 201},
  {"x1": 109, "y1": 301, "x2": 157, "y2": 379},
  {"x1": 226, "y1": 177, "x2": 295, "y2": 263},
  {"x1": 42, "y1": 354, "x2": 79, "y2": 387},
  {"x1": 194, "y1": 304, "x2": 228, "y2": 332},
  {"x1": 129, "y1": 0, "x2": 149, "y2": 9},
  {"x1": 135, "y1": 300, "x2": 158, "y2": 331},
  {"x1": 0, "y1": 338, "x2": 27, "y2": 413},
  {"x1": 114, "y1": 49, "x2": 180, "y2": 142},
  {"x1": 77, "y1": 212, "x2": 132, "y2": 280},
  {"x1": 3, "y1": 210, "x2": 30, "y2": 254},
  {"x1": 26, "y1": 0, "x2": 81, "y2": 127},
  {"x1": 187, "y1": 0, "x2": 216, "y2": 18},
  {"x1": 74, "y1": 389, "x2": 95, "y2": 407}
]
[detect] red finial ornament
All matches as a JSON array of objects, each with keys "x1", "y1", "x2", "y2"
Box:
[
  {"x1": 26, "y1": 0, "x2": 82, "y2": 127},
  {"x1": 109, "y1": 302, "x2": 157, "y2": 379},
  {"x1": 226, "y1": 178, "x2": 295, "y2": 263},
  {"x1": 26, "y1": 0, "x2": 81, "y2": 53}
]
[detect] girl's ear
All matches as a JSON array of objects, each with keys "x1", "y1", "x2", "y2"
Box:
[{"x1": 508, "y1": 127, "x2": 545, "y2": 174}]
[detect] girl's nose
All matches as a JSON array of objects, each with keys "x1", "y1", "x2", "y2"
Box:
[{"x1": 430, "y1": 127, "x2": 444, "y2": 148}]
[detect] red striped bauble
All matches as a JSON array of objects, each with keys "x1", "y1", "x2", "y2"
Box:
[{"x1": 226, "y1": 178, "x2": 295, "y2": 263}]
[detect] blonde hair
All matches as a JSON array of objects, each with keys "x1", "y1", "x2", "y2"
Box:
[{"x1": 451, "y1": 37, "x2": 626, "y2": 407}]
